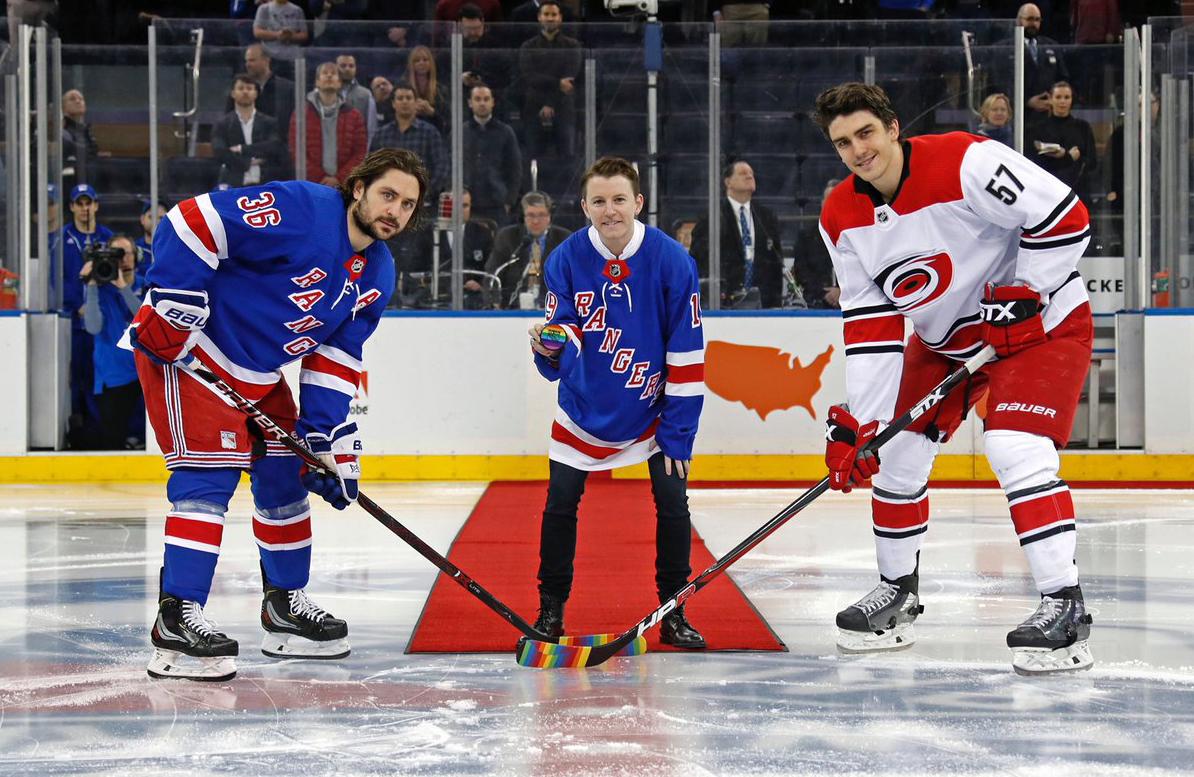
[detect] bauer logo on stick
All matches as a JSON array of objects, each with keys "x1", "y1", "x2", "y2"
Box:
[{"x1": 540, "y1": 323, "x2": 568, "y2": 352}]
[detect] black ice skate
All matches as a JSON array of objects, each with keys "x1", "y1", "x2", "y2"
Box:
[
  {"x1": 260, "y1": 568, "x2": 350, "y2": 659},
  {"x1": 835, "y1": 571, "x2": 924, "y2": 653},
  {"x1": 1007, "y1": 585, "x2": 1094, "y2": 675},
  {"x1": 147, "y1": 591, "x2": 239, "y2": 682}
]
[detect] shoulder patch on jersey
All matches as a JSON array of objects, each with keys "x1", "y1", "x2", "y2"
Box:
[
  {"x1": 820, "y1": 177, "x2": 874, "y2": 247},
  {"x1": 890, "y1": 133, "x2": 981, "y2": 217}
]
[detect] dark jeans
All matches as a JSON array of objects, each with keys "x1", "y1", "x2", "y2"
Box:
[{"x1": 538, "y1": 452, "x2": 692, "y2": 602}]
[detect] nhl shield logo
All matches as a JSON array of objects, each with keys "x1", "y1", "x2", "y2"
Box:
[
  {"x1": 345, "y1": 254, "x2": 366, "y2": 281},
  {"x1": 877, "y1": 210, "x2": 889, "y2": 224},
  {"x1": 603, "y1": 258, "x2": 630, "y2": 284}
]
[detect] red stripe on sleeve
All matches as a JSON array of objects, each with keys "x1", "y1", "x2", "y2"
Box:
[
  {"x1": 178, "y1": 198, "x2": 219, "y2": 255},
  {"x1": 844, "y1": 315, "x2": 904, "y2": 346},
  {"x1": 667, "y1": 363, "x2": 704, "y2": 384}
]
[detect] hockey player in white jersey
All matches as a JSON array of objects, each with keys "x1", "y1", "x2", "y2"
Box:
[{"x1": 813, "y1": 83, "x2": 1093, "y2": 675}]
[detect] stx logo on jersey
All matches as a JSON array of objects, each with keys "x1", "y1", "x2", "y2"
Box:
[{"x1": 875, "y1": 252, "x2": 954, "y2": 312}]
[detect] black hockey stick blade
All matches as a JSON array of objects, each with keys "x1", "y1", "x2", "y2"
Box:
[
  {"x1": 515, "y1": 344, "x2": 995, "y2": 669},
  {"x1": 175, "y1": 359, "x2": 580, "y2": 644}
]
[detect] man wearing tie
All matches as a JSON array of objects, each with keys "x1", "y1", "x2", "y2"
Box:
[
  {"x1": 485, "y1": 191, "x2": 571, "y2": 309},
  {"x1": 1008, "y1": 3, "x2": 1069, "y2": 116},
  {"x1": 690, "y1": 160, "x2": 784, "y2": 309}
]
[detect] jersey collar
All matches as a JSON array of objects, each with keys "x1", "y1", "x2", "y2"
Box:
[
  {"x1": 586, "y1": 219, "x2": 645, "y2": 261},
  {"x1": 853, "y1": 139, "x2": 913, "y2": 208}
]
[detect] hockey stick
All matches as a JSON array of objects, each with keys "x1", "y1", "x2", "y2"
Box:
[
  {"x1": 175, "y1": 358, "x2": 645, "y2": 656},
  {"x1": 516, "y1": 344, "x2": 997, "y2": 669}
]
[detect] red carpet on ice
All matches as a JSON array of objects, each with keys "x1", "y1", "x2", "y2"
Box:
[{"x1": 407, "y1": 479, "x2": 786, "y2": 654}]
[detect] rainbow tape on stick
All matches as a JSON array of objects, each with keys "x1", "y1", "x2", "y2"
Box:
[{"x1": 517, "y1": 634, "x2": 647, "y2": 668}]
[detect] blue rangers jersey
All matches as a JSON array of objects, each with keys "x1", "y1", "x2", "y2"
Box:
[
  {"x1": 145, "y1": 180, "x2": 394, "y2": 439},
  {"x1": 533, "y1": 221, "x2": 704, "y2": 471}
]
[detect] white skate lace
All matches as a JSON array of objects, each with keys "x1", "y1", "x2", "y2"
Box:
[
  {"x1": 288, "y1": 590, "x2": 329, "y2": 623},
  {"x1": 1023, "y1": 597, "x2": 1062, "y2": 630},
  {"x1": 855, "y1": 582, "x2": 900, "y2": 616},
  {"x1": 180, "y1": 600, "x2": 220, "y2": 637}
]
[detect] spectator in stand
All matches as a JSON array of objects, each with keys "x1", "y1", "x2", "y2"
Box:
[
  {"x1": 432, "y1": 0, "x2": 502, "y2": 46},
  {"x1": 289, "y1": 61, "x2": 367, "y2": 186},
  {"x1": 1072, "y1": 0, "x2": 1122, "y2": 44},
  {"x1": 1107, "y1": 92, "x2": 1161, "y2": 254},
  {"x1": 403, "y1": 45, "x2": 450, "y2": 132},
  {"x1": 454, "y1": 188, "x2": 498, "y2": 308},
  {"x1": 463, "y1": 83, "x2": 521, "y2": 224},
  {"x1": 690, "y1": 160, "x2": 784, "y2": 309},
  {"x1": 484, "y1": 190, "x2": 569, "y2": 309},
  {"x1": 518, "y1": 1, "x2": 581, "y2": 159},
  {"x1": 711, "y1": 1, "x2": 769, "y2": 47},
  {"x1": 62, "y1": 89, "x2": 100, "y2": 189},
  {"x1": 1016, "y1": 3, "x2": 1068, "y2": 117},
  {"x1": 460, "y1": 3, "x2": 510, "y2": 100},
  {"x1": 371, "y1": 75, "x2": 396, "y2": 126},
  {"x1": 229, "y1": 0, "x2": 259, "y2": 45},
  {"x1": 254, "y1": 0, "x2": 308, "y2": 68},
  {"x1": 214, "y1": 74, "x2": 291, "y2": 187},
  {"x1": 137, "y1": 200, "x2": 166, "y2": 273},
  {"x1": 62, "y1": 183, "x2": 113, "y2": 449},
  {"x1": 510, "y1": 0, "x2": 575, "y2": 25},
  {"x1": 371, "y1": 82, "x2": 447, "y2": 194},
  {"x1": 336, "y1": 53, "x2": 378, "y2": 147},
  {"x1": 796, "y1": 179, "x2": 841, "y2": 310},
  {"x1": 369, "y1": 0, "x2": 429, "y2": 50},
  {"x1": 1026, "y1": 81, "x2": 1096, "y2": 207},
  {"x1": 234, "y1": 43, "x2": 296, "y2": 131},
  {"x1": 81, "y1": 234, "x2": 146, "y2": 451},
  {"x1": 977, "y1": 92, "x2": 1014, "y2": 147}
]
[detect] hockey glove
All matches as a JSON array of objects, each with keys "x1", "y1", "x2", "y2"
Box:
[
  {"x1": 824, "y1": 404, "x2": 881, "y2": 493},
  {"x1": 979, "y1": 283, "x2": 1046, "y2": 359},
  {"x1": 301, "y1": 421, "x2": 362, "y2": 510},
  {"x1": 128, "y1": 288, "x2": 209, "y2": 365}
]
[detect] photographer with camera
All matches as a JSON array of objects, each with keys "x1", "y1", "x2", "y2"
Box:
[
  {"x1": 63, "y1": 183, "x2": 114, "y2": 448},
  {"x1": 81, "y1": 235, "x2": 146, "y2": 450}
]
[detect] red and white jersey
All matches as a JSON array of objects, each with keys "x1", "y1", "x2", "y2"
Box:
[{"x1": 818, "y1": 132, "x2": 1090, "y2": 425}]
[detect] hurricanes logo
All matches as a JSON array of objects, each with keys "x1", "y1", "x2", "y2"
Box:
[{"x1": 875, "y1": 252, "x2": 953, "y2": 311}]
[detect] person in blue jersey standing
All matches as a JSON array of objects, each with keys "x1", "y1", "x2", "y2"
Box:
[
  {"x1": 527, "y1": 157, "x2": 708, "y2": 649},
  {"x1": 127, "y1": 149, "x2": 428, "y2": 681}
]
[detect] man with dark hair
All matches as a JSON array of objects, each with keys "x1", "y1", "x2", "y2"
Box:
[
  {"x1": 213, "y1": 73, "x2": 290, "y2": 187},
  {"x1": 518, "y1": 0, "x2": 581, "y2": 158},
  {"x1": 336, "y1": 53, "x2": 378, "y2": 148},
  {"x1": 463, "y1": 83, "x2": 521, "y2": 224},
  {"x1": 812, "y1": 82, "x2": 1095, "y2": 675},
  {"x1": 460, "y1": 3, "x2": 510, "y2": 97},
  {"x1": 129, "y1": 148, "x2": 427, "y2": 682},
  {"x1": 62, "y1": 89, "x2": 100, "y2": 189},
  {"x1": 525, "y1": 156, "x2": 707, "y2": 650},
  {"x1": 289, "y1": 61, "x2": 367, "y2": 186},
  {"x1": 370, "y1": 81, "x2": 447, "y2": 195},
  {"x1": 237, "y1": 43, "x2": 295, "y2": 130},
  {"x1": 689, "y1": 160, "x2": 784, "y2": 308}
]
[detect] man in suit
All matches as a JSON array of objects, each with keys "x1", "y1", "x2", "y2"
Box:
[
  {"x1": 690, "y1": 160, "x2": 784, "y2": 309},
  {"x1": 227, "y1": 43, "x2": 295, "y2": 131},
  {"x1": 484, "y1": 190, "x2": 570, "y2": 309},
  {"x1": 212, "y1": 74, "x2": 290, "y2": 187}
]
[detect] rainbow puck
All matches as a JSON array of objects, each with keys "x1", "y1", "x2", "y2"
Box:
[{"x1": 539, "y1": 323, "x2": 568, "y2": 351}]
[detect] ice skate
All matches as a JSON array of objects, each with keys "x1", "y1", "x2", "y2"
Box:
[
  {"x1": 836, "y1": 572, "x2": 923, "y2": 653},
  {"x1": 260, "y1": 569, "x2": 350, "y2": 659},
  {"x1": 147, "y1": 592, "x2": 238, "y2": 682},
  {"x1": 1007, "y1": 585, "x2": 1093, "y2": 676}
]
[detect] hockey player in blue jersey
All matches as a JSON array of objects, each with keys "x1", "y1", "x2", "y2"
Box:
[
  {"x1": 128, "y1": 149, "x2": 428, "y2": 681},
  {"x1": 528, "y1": 156, "x2": 708, "y2": 648}
]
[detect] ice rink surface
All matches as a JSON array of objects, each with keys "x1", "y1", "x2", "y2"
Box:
[{"x1": 1, "y1": 482, "x2": 1192, "y2": 776}]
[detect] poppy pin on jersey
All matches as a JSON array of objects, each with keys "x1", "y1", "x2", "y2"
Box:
[{"x1": 604, "y1": 258, "x2": 630, "y2": 284}]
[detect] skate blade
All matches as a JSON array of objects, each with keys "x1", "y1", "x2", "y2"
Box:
[
  {"x1": 1011, "y1": 640, "x2": 1094, "y2": 676},
  {"x1": 836, "y1": 623, "x2": 916, "y2": 654},
  {"x1": 261, "y1": 632, "x2": 351, "y2": 660},
  {"x1": 147, "y1": 648, "x2": 237, "y2": 682}
]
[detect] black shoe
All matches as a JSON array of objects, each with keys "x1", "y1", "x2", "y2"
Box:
[
  {"x1": 260, "y1": 566, "x2": 350, "y2": 659},
  {"x1": 659, "y1": 603, "x2": 706, "y2": 649},
  {"x1": 148, "y1": 589, "x2": 239, "y2": 681},
  {"x1": 533, "y1": 592, "x2": 567, "y2": 638}
]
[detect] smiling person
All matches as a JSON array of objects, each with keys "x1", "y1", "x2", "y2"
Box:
[
  {"x1": 129, "y1": 149, "x2": 427, "y2": 682},
  {"x1": 525, "y1": 157, "x2": 707, "y2": 649},
  {"x1": 813, "y1": 83, "x2": 1096, "y2": 675}
]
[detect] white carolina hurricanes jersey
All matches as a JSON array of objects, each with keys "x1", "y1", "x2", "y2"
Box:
[{"x1": 818, "y1": 132, "x2": 1091, "y2": 425}]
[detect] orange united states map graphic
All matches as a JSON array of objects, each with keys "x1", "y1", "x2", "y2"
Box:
[{"x1": 703, "y1": 341, "x2": 834, "y2": 420}]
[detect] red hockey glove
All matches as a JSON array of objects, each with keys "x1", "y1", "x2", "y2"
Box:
[
  {"x1": 824, "y1": 404, "x2": 881, "y2": 493},
  {"x1": 301, "y1": 422, "x2": 362, "y2": 510},
  {"x1": 979, "y1": 283, "x2": 1045, "y2": 359},
  {"x1": 128, "y1": 288, "x2": 209, "y2": 365}
]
